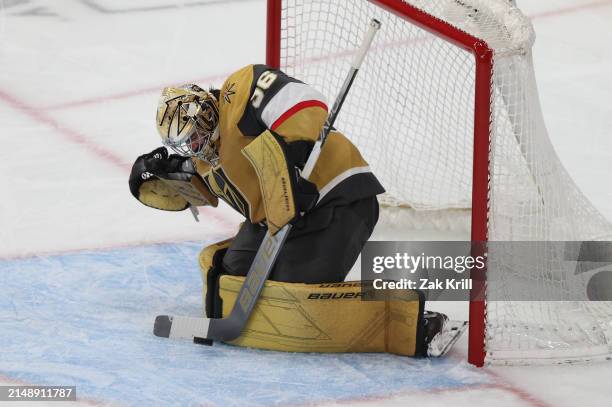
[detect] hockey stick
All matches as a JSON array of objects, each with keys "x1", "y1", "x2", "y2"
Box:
[{"x1": 154, "y1": 18, "x2": 382, "y2": 343}]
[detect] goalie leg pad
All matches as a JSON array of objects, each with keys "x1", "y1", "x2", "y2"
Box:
[
  {"x1": 200, "y1": 238, "x2": 233, "y2": 319},
  {"x1": 199, "y1": 241, "x2": 426, "y2": 356}
]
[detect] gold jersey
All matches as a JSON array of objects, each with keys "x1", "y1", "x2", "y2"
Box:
[{"x1": 194, "y1": 64, "x2": 384, "y2": 224}]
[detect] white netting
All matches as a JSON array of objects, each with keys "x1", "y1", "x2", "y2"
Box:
[{"x1": 276, "y1": 0, "x2": 612, "y2": 364}]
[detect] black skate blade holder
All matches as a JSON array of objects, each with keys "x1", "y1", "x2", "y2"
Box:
[{"x1": 193, "y1": 337, "x2": 213, "y2": 346}]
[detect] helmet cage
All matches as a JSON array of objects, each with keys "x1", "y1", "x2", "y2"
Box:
[{"x1": 157, "y1": 85, "x2": 220, "y2": 166}]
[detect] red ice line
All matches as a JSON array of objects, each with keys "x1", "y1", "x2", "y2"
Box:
[
  {"x1": 0, "y1": 89, "x2": 130, "y2": 172},
  {"x1": 483, "y1": 368, "x2": 555, "y2": 407},
  {"x1": 33, "y1": 0, "x2": 612, "y2": 113},
  {"x1": 44, "y1": 73, "x2": 228, "y2": 111},
  {"x1": 288, "y1": 378, "x2": 553, "y2": 407},
  {"x1": 0, "y1": 217, "x2": 236, "y2": 261},
  {"x1": 529, "y1": 0, "x2": 612, "y2": 20},
  {"x1": 0, "y1": 364, "x2": 552, "y2": 407},
  {"x1": 0, "y1": 85, "x2": 238, "y2": 262}
]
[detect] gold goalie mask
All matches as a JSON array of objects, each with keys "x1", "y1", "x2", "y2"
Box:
[{"x1": 156, "y1": 84, "x2": 220, "y2": 166}]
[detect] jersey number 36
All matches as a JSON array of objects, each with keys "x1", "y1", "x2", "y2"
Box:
[{"x1": 251, "y1": 71, "x2": 278, "y2": 109}]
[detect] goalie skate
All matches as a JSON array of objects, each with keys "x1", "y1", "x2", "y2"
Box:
[{"x1": 423, "y1": 311, "x2": 468, "y2": 357}]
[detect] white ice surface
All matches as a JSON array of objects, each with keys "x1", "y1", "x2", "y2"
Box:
[{"x1": 1, "y1": 0, "x2": 612, "y2": 406}]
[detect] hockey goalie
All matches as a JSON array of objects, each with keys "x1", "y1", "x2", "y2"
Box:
[{"x1": 129, "y1": 64, "x2": 451, "y2": 357}]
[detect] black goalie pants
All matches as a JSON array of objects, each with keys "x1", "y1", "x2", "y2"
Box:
[{"x1": 222, "y1": 196, "x2": 380, "y2": 284}]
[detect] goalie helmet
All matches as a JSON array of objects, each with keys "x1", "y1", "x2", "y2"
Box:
[{"x1": 156, "y1": 84, "x2": 220, "y2": 166}]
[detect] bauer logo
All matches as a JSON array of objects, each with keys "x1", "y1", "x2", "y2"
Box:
[
  {"x1": 239, "y1": 233, "x2": 279, "y2": 313},
  {"x1": 307, "y1": 292, "x2": 363, "y2": 300}
]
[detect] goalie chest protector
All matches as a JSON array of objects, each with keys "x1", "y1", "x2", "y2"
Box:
[{"x1": 193, "y1": 64, "x2": 385, "y2": 224}]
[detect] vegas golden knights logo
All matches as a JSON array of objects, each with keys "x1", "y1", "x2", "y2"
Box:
[
  {"x1": 223, "y1": 82, "x2": 236, "y2": 104},
  {"x1": 204, "y1": 168, "x2": 249, "y2": 218}
]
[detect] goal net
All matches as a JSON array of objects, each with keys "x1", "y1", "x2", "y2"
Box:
[{"x1": 267, "y1": 0, "x2": 612, "y2": 365}]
